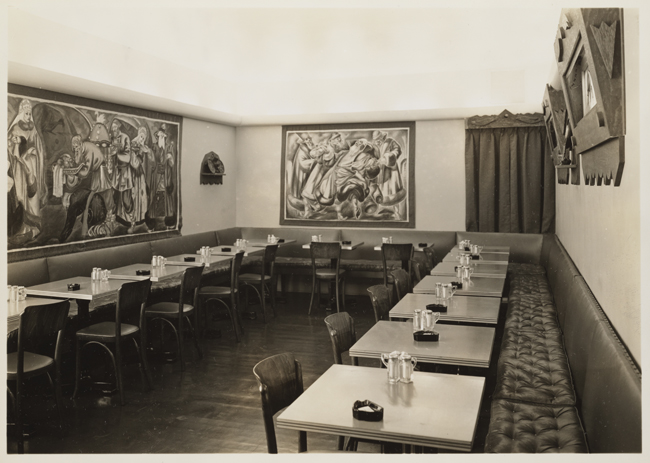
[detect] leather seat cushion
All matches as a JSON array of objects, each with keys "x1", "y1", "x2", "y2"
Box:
[
  {"x1": 495, "y1": 329, "x2": 575, "y2": 406},
  {"x1": 509, "y1": 275, "x2": 554, "y2": 304},
  {"x1": 239, "y1": 273, "x2": 272, "y2": 281},
  {"x1": 7, "y1": 352, "x2": 55, "y2": 378},
  {"x1": 200, "y1": 286, "x2": 233, "y2": 296},
  {"x1": 485, "y1": 399, "x2": 587, "y2": 453},
  {"x1": 507, "y1": 263, "x2": 546, "y2": 277},
  {"x1": 76, "y1": 321, "x2": 139, "y2": 340},
  {"x1": 146, "y1": 302, "x2": 194, "y2": 315},
  {"x1": 505, "y1": 301, "x2": 559, "y2": 333}
]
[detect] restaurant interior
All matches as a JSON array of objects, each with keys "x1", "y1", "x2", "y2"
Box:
[{"x1": 3, "y1": 0, "x2": 646, "y2": 458}]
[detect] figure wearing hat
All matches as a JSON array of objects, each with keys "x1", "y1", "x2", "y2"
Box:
[
  {"x1": 372, "y1": 130, "x2": 406, "y2": 219},
  {"x1": 150, "y1": 123, "x2": 176, "y2": 230},
  {"x1": 110, "y1": 119, "x2": 136, "y2": 227}
]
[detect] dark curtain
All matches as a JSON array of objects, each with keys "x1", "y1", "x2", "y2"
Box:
[{"x1": 465, "y1": 126, "x2": 555, "y2": 233}]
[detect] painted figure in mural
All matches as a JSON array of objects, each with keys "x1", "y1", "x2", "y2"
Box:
[
  {"x1": 110, "y1": 119, "x2": 136, "y2": 228},
  {"x1": 129, "y1": 125, "x2": 150, "y2": 233},
  {"x1": 7, "y1": 99, "x2": 47, "y2": 242},
  {"x1": 151, "y1": 123, "x2": 176, "y2": 230},
  {"x1": 372, "y1": 130, "x2": 406, "y2": 219},
  {"x1": 300, "y1": 133, "x2": 345, "y2": 217},
  {"x1": 290, "y1": 134, "x2": 316, "y2": 198}
]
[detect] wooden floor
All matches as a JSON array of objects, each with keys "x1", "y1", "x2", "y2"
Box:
[{"x1": 6, "y1": 291, "x2": 500, "y2": 454}]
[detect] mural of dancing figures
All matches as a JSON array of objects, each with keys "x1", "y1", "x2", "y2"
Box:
[
  {"x1": 280, "y1": 122, "x2": 415, "y2": 228},
  {"x1": 7, "y1": 85, "x2": 182, "y2": 253}
]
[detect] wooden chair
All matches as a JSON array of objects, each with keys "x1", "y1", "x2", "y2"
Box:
[
  {"x1": 423, "y1": 246, "x2": 437, "y2": 272},
  {"x1": 7, "y1": 300, "x2": 70, "y2": 453},
  {"x1": 308, "y1": 242, "x2": 346, "y2": 315},
  {"x1": 252, "y1": 353, "x2": 307, "y2": 453},
  {"x1": 73, "y1": 279, "x2": 153, "y2": 405},
  {"x1": 390, "y1": 268, "x2": 412, "y2": 302},
  {"x1": 367, "y1": 284, "x2": 392, "y2": 323},
  {"x1": 198, "y1": 251, "x2": 244, "y2": 341},
  {"x1": 145, "y1": 265, "x2": 204, "y2": 371},
  {"x1": 324, "y1": 312, "x2": 358, "y2": 366},
  {"x1": 239, "y1": 244, "x2": 278, "y2": 323},
  {"x1": 380, "y1": 243, "x2": 413, "y2": 287}
]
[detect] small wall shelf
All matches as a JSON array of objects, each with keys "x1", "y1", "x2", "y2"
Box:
[{"x1": 200, "y1": 151, "x2": 225, "y2": 185}]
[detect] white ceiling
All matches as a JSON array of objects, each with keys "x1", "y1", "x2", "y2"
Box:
[{"x1": 7, "y1": 0, "x2": 572, "y2": 124}]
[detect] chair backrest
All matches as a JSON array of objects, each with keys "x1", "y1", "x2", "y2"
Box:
[
  {"x1": 390, "y1": 268, "x2": 411, "y2": 301},
  {"x1": 423, "y1": 246, "x2": 436, "y2": 272},
  {"x1": 324, "y1": 312, "x2": 358, "y2": 366},
  {"x1": 230, "y1": 251, "x2": 245, "y2": 291},
  {"x1": 180, "y1": 265, "x2": 206, "y2": 310},
  {"x1": 115, "y1": 279, "x2": 152, "y2": 343},
  {"x1": 17, "y1": 300, "x2": 70, "y2": 374},
  {"x1": 252, "y1": 353, "x2": 304, "y2": 453},
  {"x1": 381, "y1": 243, "x2": 413, "y2": 286},
  {"x1": 367, "y1": 284, "x2": 392, "y2": 322},
  {"x1": 262, "y1": 244, "x2": 279, "y2": 279},
  {"x1": 310, "y1": 242, "x2": 342, "y2": 271}
]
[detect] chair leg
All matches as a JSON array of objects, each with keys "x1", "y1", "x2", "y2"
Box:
[
  {"x1": 177, "y1": 319, "x2": 185, "y2": 372},
  {"x1": 334, "y1": 277, "x2": 340, "y2": 313},
  {"x1": 230, "y1": 295, "x2": 241, "y2": 342},
  {"x1": 308, "y1": 274, "x2": 317, "y2": 315},
  {"x1": 185, "y1": 315, "x2": 203, "y2": 359},
  {"x1": 114, "y1": 341, "x2": 125, "y2": 406},
  {"x1": 341, "y1": 278, "x2": 346, "y2": 312},
  {"x1": 133, "y1": 337, "x2": 153, "y2": 391},
  {"x1": 72, "y1": 339, "x2": 82, "y2": 399},
  {"x1": 259, "y1": 282, "x2": 268, "y2": 324},
  {"x1": 15, "y1": 377, "x2": 24, "y2": 454},
  {"x1": 139, "y1": 321, "x2": 154, "y2": 389},
  {"x1": 193, "y1": 307, "x2": 203, "y2": 358}
]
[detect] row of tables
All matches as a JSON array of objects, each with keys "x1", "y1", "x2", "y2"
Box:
[{"x1": 276, "y1": 244, "x2": 510, "y2": 452}]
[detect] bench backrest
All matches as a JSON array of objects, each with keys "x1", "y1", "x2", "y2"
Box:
[{"x1": 456, "y1": 231, "x2": 544, "y2": 264}]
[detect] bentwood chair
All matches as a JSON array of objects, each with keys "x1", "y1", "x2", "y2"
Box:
[
  {"x1": 308, "y1": 242, "x2": 346, "y2": 315},
  {"x1": 73, "y1": 279, "x2": 153, "y2": 406},
  {"x1": 198, "y1": 251, "x2": 244, "y2": 342},
  {"x1": 239, "y1": 244, "x2": 278, "y2": 323},
  {"x1": 390, "y1": 268, "x2": 412, "y2": 302},
  {"x1": 324, "y1": 312, "x2": 358, "y2": 366},
  {"x1": 145, "y1": 265, "x2": 204, "y2": 371},
  {"x1": 380, "y1": 243, "x2": 413, "y2": 287},
  {"x1": 253, "y1": 353, "x2": 308, "y2": 453},
  {"x1": 422, "y1": 246, "x2": 437, "y2": 272},
  {"x1": 7, "y1": 300, "x2": 70, "y2": 453},
  {"x1": 367, "y1": 284, "x2": 392, "y2": 323}
]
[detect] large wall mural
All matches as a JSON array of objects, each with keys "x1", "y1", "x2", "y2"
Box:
[
  {"x1": 7, "y1": 85, "x2": 182, "y2": 255},
  {"x1": 280, "y1": 122, "x2": 415, "y2": 228}
]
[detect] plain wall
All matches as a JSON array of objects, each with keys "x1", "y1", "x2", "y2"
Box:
[
  {"x1": 555, "y1": 9, "x2": 640, "y2": 363},
  {"x1": 235, "y1": 120, "x2": 466, "y2": 231},
  {"x1": 181, "y1": 118, "x2": 237, "y2": 234}
]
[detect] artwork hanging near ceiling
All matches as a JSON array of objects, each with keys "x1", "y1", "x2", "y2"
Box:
[
  {"x1": 7, "y1": 84, "x2": 183, "y2": 257},
  {"x1": 280, "y1": 122, "x2": 415, "y2": 228}
]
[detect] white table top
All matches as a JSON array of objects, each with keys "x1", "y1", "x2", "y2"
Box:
[
  {"x1": 110, "y1": 263, "x2": 188, "y2": 282},
  {"x1": 430, "y1": 261, "x2": 508, "y2": 278},
  {"x1": 453, "y1": 245, "x2": 510, "y2": 254},
  {"x1": 277, "y1": 364, "x2": 485, "y2": 451},
  {"x1": 200, "y1": 246, "x2": 263, "y2": 257},
  {"x1": 389, "y1": 293, "x2": 501, "y2": 325},
  {"x1": 413, "y1": 275, "x2": 505, "y2": 298},
  {"x1": 244, "y1": 238, "x2": 296, "y2": 248},
  {"x1": 26, "y1": 276, "x2": 127, "y2": 301},
  {"x1": 301, "y1": 241, "x2": 364, "y2": 251},
  {"x1": 372, "y1": 243, "x2": 434, "y2": 252},
  {"x1": 349, "y1": 321, "x2": 495, "y2": 368},
  {"x1": 445, "y1": 250, "x2": 509, "y2": 264},
  {"x1": 167, "y1": 253, "x2": 233, "y2": 266}
]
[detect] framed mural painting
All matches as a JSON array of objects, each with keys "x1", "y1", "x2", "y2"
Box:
[
  {"x1": 7, "y1": 84, "x2": 182, "y2": 260},
  {"x1": 280, "y1": 121, "x2": 415, "y2": 228}
]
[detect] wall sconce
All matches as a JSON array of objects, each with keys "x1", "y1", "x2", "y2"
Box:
[{"x1": 200, "y1": 151, "x2": 225, "y2": 185}]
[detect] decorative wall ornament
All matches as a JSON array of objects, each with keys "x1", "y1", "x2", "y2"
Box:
[
  {"x1": 7, "y1": 84, "x2": 183, "y2": 260},
  {"x1": 200, "y1": 151, "x2": 225, "y2": 185},
  {"x1": 280, "y1": 121, "x2": 415, "y2": 228},
  {"x1": 465, "y1": 110, "x2": 545, "y2": 129},
  {"x1": 554, "y1": 8, "x2": 625, "y2": 186},
  {"x1": 542, "y1": 84, "x2": 580, "y2": 185}
]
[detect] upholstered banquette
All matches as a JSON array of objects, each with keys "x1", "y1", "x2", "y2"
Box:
[{"x1": 7, "y1": 228, "x2": 641, "y2": 453}]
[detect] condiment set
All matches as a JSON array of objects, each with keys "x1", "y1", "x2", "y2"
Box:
[
  {"x1": 91, "y1": 268, "x2": 111, "y2": 282},
  {"x1": 151, "y1": 255, "x2": 167, "y2": 269},
  {"x1": 382, "y1": 236, "x2": 394, "y2": 244},
  {"x1": 7, "y1": 285, "x2": 27, "y2": 302},
  {"x1": 199, "y1": 247, "x2": 212, "y2": 266},
  {"x1": 311, "y1": 234, "x2": 323, "y2": 242},
  {"x1": 381, "y1": 350, "x2": 418, "y2": 384}
]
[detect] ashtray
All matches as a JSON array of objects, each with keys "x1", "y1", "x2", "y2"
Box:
[
  {"x1": 136, "y1": 269, "x2": 151, "y2": 276},
  {"x1": 277, "y1": 239, "x2": 285, "y2": 243},
  {"x1": 418, "y1": 243, "x2": 428, "y2": 248},
  {"x1": 414, "y1": 330, "x2": 440, "y2": 342},
  {"x1": 221, "y1": 247, "x2": 231, "y2": 252},
  {"x1": 184, "y1": 257, "x2": 196, "y2": 262},
  {"x1": 353, "y1": 400, "x2": 384, "y2": 422},
  {"x1": 342, "y1": 240, "x2": 351, "y2": 245},
  {"x1": 67, "y1": 283, "x2": 80, "y2": 291},
  {"x1": 471, "y1": 255, "x2": 480, "y2": 260},
  {"x1": 464, "y1": 247, "x2": 471, "y2": 252},
  {"x1": 451, "y1": 281, "x2": 463, "y2": 289},
  {"x1": 426, "y1": 303, "x2": 447, "y2": 313}
]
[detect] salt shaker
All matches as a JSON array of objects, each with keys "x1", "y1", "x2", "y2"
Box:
[
  {"x1": 435, "y1": 282, "x2": 443, "y2": 298},
  {"x1": 413, "y1": 309, "x2": 422, "y2": 331},
  {"x1": 399, "y1": 352, "x2": 417, "y2": 383},
  {"x1": 380, "y1": 351, "x2": 401, "y2": 384}
]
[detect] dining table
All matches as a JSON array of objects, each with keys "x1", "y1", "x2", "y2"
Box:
[
  {"x1": 452, "y1": 245, "x2": 510, "y2": 254},
  {"x1": 301, "y1": 241, "x2": 365, "y2": 251},
  {"x1": 444, "y1": 249, "x2": 509, "y2": 264},
  {"x1": 276, "y1": 364, "x2": 486, "y2": 452},
  {"x1": 244, "y1": 238, "x2": 296, "y2": 248},
  {"x1": 413, "y1": 275, "x2": 506, "y2": 298},
  {"x1": 388, "y1": 293, "x2": 501, "y2": 325},
  {"x1": 372, "y1": 242, "x2": 434, "y2": 252},
  {"x1": 199, "y1": 246, "x2": 263, "y2": 257},
  {"x1": 430, "y1": 261, "x2": 508, "y2": 278},
  {"x1": 349, "y1": 321, "x2": 495, "y2": 369}
]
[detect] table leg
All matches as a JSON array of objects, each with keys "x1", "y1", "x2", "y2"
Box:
[{"x1": 75, "y1": 299, "x2": 91, "y2": 326}]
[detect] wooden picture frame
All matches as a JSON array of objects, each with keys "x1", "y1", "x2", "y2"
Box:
[
  {"x1": 554, "y1": 8, "x2": 625, "y2": 185},
  {"x1": 280, "y1": 121, "x2": 415, "y2": 228},
  {"x1": 7, "y1": 84, "x2": 183, "y2": 261},
  {"x1": 542, "y1": 84, "x2": 580, "y2": 185}
]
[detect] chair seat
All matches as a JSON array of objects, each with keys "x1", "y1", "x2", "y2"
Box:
[
  {"x1": 146, "y1": 302, "x2": 195, "y2": 316},
  {"x1": 76, "y1": 321, "x2": 139, "y2": 341},
  {"x1": 200, "y1": 286, "x2": 236, "y2": 296},
  {"x1": 239, "y1": 273, "x2": 272, "y2": 282},
  {"x1": 7, "y1": 352, "x2": 54, "y2": 379},
  {"x1": 315, "y1": 269, "x2": 346, "y2": 279}
]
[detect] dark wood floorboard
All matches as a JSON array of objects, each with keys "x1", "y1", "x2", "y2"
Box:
[{"x1": 6, "y1": 292, "x2": 496, "y2": 454}]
